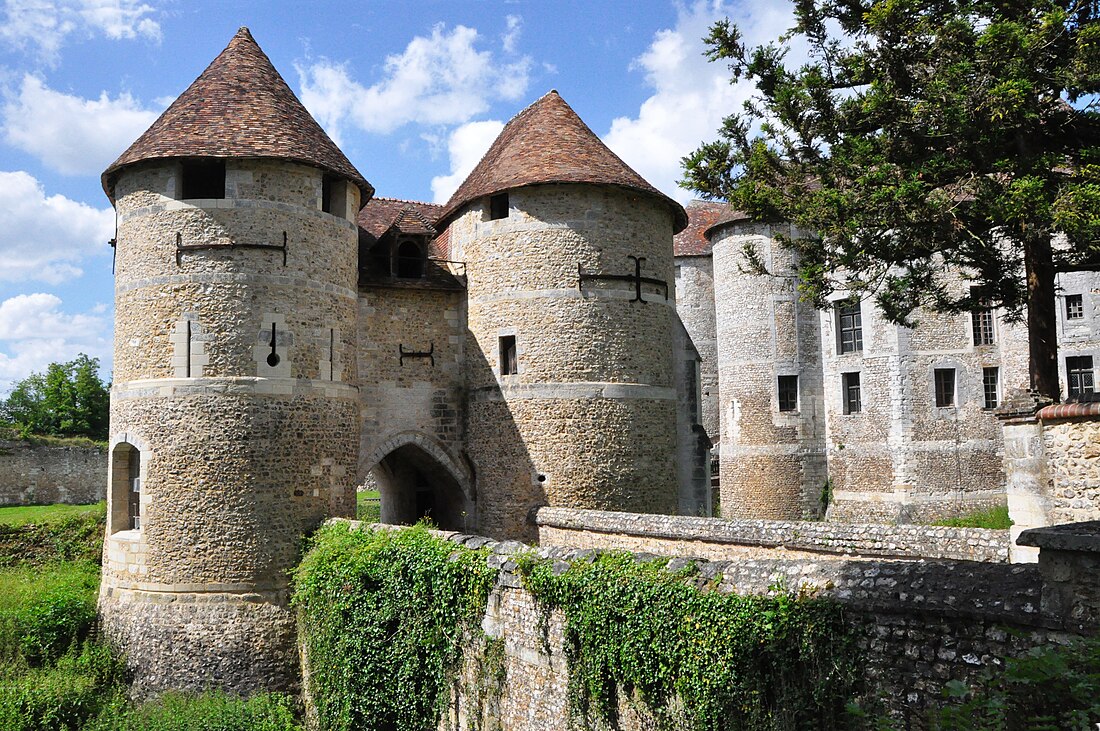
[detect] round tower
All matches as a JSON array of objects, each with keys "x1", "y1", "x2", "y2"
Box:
[
  {"x1": 98, "y1": 28, "x2": 370, "y2": 694},
  {"x1": 710, "y1": 216, "x2": 827, "y2": 519},
  {"x1": 438, "y1": 91, "x2": 688, "y2": 540}
]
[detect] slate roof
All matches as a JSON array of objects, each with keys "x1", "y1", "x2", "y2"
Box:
[
  {"x1": 673, "y1": 200, "x2": 730, "y2": 257},
  {"x1": 437, "y1": 90, "x2": 688, "y2": 233},
  {"x1": 102, "y1": 27, "x2": 372, "y2": 204}
]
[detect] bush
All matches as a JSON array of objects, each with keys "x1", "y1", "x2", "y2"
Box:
[
  {"x1": 85, "y1": 691, "x2": 302, "y2": 731},
  {"x1": 0, "y1": 642, "x2": 125, "y2": 731},
  {"x1": 0, "y1": 562, "x2": 100, "y2": 665}
]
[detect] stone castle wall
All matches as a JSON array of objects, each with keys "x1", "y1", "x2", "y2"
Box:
[
  {"x1": 101, "y1": 157, "x2": 361, "y2": 694},
  {"x1": 711, "y1": 222, "x2": 827, "y2": 519},
  {"x1": 821, "y1": 286, "x2": 1019, "y2": 523},
  {"x1": 0, "y1": 439, "x2": 105, "y2": 505},
  {"x1": 673, "y1": 254, "x2": 718, "y2": 441},
  {"x1": 325, "y1": 521, "x2": 1091, "y2": 730},
  {"x1": 453, "y1": 184, "x2": 680, "y2": 540}
]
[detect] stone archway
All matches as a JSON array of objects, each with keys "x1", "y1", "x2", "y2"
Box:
[{"x1": 361, "y1": 433, "x2": 474, "y2": 532}]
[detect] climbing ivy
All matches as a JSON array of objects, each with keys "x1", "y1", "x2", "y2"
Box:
[
  {"x1": 292, "y1": 524, "x2": 498, "y2": 731},
  {"x1": 519, "y1": 552, "x2": 863, "y2": 731}
]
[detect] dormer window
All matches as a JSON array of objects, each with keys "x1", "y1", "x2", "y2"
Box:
[
  {"x1": 180, "y1": 160, "x2": 226, "y2": 200},
  {"x1": 489, "y1": 192, "x2": 509, "y2": 220},
  {"x1": 396, "y1": 238, "x2": 425, "y2": 278}
]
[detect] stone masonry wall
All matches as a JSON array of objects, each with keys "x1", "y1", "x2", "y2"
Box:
[
  {"x1": 330, "y1": 521, "x2": 1075, "y2": 730},
  {"x1": 454, "y1": 184, "x2": 679, "y2": 540},
  {"x1": 0, "y1": 439, "x2": 105, "y2": 505},
  {"x1": 674, "y1": 254, "x2": 718, "y2": 442},
  {"x1": 711, "y1": 221, "x2": 827, "y2": 519},
  {"x1": 1039, "y1": 409, "x2": 1100, "y2": 525}
]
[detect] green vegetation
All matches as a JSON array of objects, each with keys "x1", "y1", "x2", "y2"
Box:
[
  {"x1": 518, "y1": 552, "x2": 863, "y2": 731},
  {"x1": 0, "y1": 505, "x2": 106, "y2": 567},
  {"x1": 683, "y1": 1, "x2": 1100, "y2": 400},
  {"x1": 293, "y1": 523, "x2": 498, "y2": 731},
  {"x1": 930, "y1": 505, "x2": 1013, "y2": 530},
  {"x1": 930, "y1": 635, "x2": 1100, "y2": 730},
  {"x1": 0, "y1": 503, "x2": 105, "y2": 527},
  {"x1": 1, "y1": 355, "x2": 109, "y2": 442},
  {"x1": 83, "y1": 691, "x2": 302, "y2": 731},
  {"x1": 355, "y1": 490, "x2": 381, "y2": 522}
]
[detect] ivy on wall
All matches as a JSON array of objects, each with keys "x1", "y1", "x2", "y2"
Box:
[
  {"x1": 292, "y1": 524, "x2": 498, "y2": 731},
  {"x1": 519, "y1": 552, "x2": 863, "y2": 731}
]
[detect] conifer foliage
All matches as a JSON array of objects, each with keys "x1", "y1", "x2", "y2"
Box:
[{"x1": 683, "y1": 0, "x2": 1100, "y2": 400}]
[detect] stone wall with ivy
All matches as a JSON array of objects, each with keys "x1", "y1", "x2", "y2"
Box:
[
  {"x1": 296, "y1": 520, "x2": 1094, "y2": 730},
  {"x1": 0, "y1": 439, "x2": 106, "y2": 506}
]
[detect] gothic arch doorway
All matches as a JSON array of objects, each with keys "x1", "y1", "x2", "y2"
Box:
[{"x1": 369, "y1": 443, "x2": 474, "y2": 532}]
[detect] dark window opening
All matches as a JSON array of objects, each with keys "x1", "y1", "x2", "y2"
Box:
[
  {"x1": 1067, "y1": 355, "x2": 1095, "y2": 400},
  {"x1": 321, "y1": 176, "x2": 333, "y2": 213},
  {"x1": 499, "y1": 335, "x2": 517, "y2": 376},
  {"x1": 180, "y1": 159, "x2": 226, "y2": 200},
  {"x1": 934, "y1": 368, "x2": 956, "y2": 407},
  {"x1": 396, "y1": 240, "x2": 425, "y2": 278},
  {"x1": 983, "y1": 367, "x2": 999, "y2": 409},
  {"x1": 836, "y1": 300, "x2": 863, "y2": 354},
  {"x1": 489, "y1": 192, "x2": 509, "y2": 220},
  {"x1": 111, "y1": 442, "x2": 141, "y2": 533},
  {"x1": 778, "y1": 375, "x2": 798, "y2": 412},
  {"x1": 128, "y1": 448, "x2": 141, "y2": 530},
  {"x1": 842, "y1": 372, "x2": 861, "y2": 414},
  {"x1": 1066, "y1": 294, "x2": 1085, "y2": 320},
  {"x1": 971, "y1": 286, "x2": 995, "y2": 345}
]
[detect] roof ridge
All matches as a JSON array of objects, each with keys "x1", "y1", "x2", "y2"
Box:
[{"x1": 372, "y1": 196, "x2": 442, "y2": 206}]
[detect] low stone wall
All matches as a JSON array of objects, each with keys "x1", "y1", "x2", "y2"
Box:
[
  {"x1": 535, "y1": 507, "x2": 1009, "y2": 562},
  {"x1": 0, "y1": 439, "x2": 106, "y2": 505},
  {"x1": 328, "y1": 520, "x2": 1096, "y2": 730}
]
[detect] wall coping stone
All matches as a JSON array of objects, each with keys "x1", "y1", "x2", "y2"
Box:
[
  {"x1": 1018, "y1": 521, "x2": 1100, "y2": 553},
  {"x1": 1037, "y1": 401, "x2": 1100, "y2": 422},
  {"x1": 533, "y1": 507, "x2": 1009, "y2": 563}
]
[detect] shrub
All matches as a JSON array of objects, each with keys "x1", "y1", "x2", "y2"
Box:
[
  {"x1": 293, "y1": 523, "x2": 498, "y2": 731},
  {"x1": 0, "y1": 507, "x2": 105, "y2": 567},
  {"x1": 0, "y1": 562, "x2": 100, "y2": 665},
  {"x1": 0, "y1": 642, "x2": 125, "y2": 731}
]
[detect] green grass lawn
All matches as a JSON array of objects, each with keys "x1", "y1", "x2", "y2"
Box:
[
  {"x1": 356, "y1": 491, "x2": 381, "y2": 523},
  {"x1": 930, "y1": 504, "x2": 1012, "y2": 530},
  {"x1": 0, "y1": 503, "x2": 105, "y2": 527}
]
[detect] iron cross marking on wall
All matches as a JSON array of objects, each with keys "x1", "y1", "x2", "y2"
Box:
[
  {"x1": 577, "y1": 255, "x2": 669, "y2": 303},
  {"x1": 399, "y1": 342, "x2": 435, "y2": 366}
]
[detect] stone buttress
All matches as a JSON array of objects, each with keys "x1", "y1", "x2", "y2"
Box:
[{"x1": 97, "y1": 28, "x2": 369, "y2": 694}]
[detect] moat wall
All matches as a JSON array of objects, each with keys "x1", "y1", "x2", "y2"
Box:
[
  {"x1": 0, "y1": 439, "x2": 106, "y2": 505},
  {"x1": 323, "y1": 516, "x2": 1098, "y2": 730}
]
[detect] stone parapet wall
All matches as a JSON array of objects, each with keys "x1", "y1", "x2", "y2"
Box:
[
  {"x1": 534, "y1": 507, "x2": 1010, "y2": 562},
  {"x1": 0, "y1": 439, "x2": 106, "y2": 505},
  {"x1": 330, "y1": 520, "x2": 1088, "y2": 729}
]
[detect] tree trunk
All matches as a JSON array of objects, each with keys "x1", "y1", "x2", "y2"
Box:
[{"x1": 1024, "y1": 233, "x2": 1060, "y2": 402}]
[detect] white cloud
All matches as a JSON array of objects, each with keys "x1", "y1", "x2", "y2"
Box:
[
  {"x1": 501, "y1": 15, "x2": 522, "y2": 54},
  {"x1": 0, "y1": 293, "x2": 111, "y2": 391},
  {"x1": 0, "y1": 170, "x2": 114, "y2": 284},
  {"x1": 602, "y1": 0, "x2": 794, "y2": 203},
  {"x1": 430, "y1": 120, "x2": 505, "y2": 203},
  {"x1": 297, "y1": 22, "x2": 531, "y2": 143},
  {"x1": 3, "y1": 75, "x2": 160, "y2": 175},
  {"x1": 1, "y1": 0, "x2": 160, "y2": 64}
]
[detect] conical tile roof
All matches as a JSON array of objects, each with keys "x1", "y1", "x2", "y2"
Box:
[
  {"x1": 102, "y1": 27, "x2": 372, "y2": 204},
  {"x1": 438, "y1": 91, "x2": 687, "y2": 232}
]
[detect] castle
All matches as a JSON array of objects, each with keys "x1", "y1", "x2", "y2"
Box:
[{"x1": 97, "y1": 28, "x2": 1099, "y2": 693}]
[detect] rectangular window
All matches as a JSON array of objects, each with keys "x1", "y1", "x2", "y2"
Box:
[
  {"x1": 1067, "y1": 355, "x2": 1095, "y2": 400},
  {"x1": 489, "y1": 192, "x2": 509, "y2": 220},
  {"x1": 180, "y1": 159, "x2": 226, "y2": 200},
  {"x1": 842, "y1": 372, "x2": 861, "y2": 414},
  {"x1": 1066, "y1": 294, "x2": 1085, "y2": 320},
  {"x1": 777, "y1": 375, "x2": 798, "y2": 412},
  {"x1": 934, "y1": 368, "x2": 956, "y2": 407},
  {"x1": 983, "y1": 367, "x2": 999, "y2": 409},
  {"x1": 972, "y1": 308, "x2": 995, "y2": 345},
  {"x1": 499, "y1": 335, "x2": 517, "y2": 376},
  {"x1": 836, "y1": 300, "x2": 863, "y2": 354}
]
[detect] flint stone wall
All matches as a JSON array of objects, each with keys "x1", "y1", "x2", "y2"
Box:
[
  {"x1": 534, "y1": 507, "x2": 1009, "y2": 563},
  {"x1": 328, "y1": 521, "x2": 1079, "y2": 730},
  {"x1": 0, "y1": 439, "x2": 105, "y2": 505}
]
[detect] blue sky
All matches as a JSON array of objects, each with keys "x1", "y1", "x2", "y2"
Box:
[{"x1": 0, "y1": 0, "x2": 794, "y2": 390}]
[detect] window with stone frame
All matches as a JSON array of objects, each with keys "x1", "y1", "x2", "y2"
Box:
[
  {"x1": 395, "y1": 238, "x2": 425, "y2": 278},
  {"x1": 777, "y1": 375, "x2": 798, "y2": 412},
  {"x1": 499, "y1": 335, "x2": 517, "y2": 376},
  {"x1": 982, "y1": 367, "x2": 1000, "y2": 409},
  {"x1": 180, "y1": 159, "x2": 225, "y2": 200},
  {"x1": 1067, "y1": 355, "x2": 1095, "y2": 400},
  {"x1": 489, "y1": 192, "x2": 509, "y2": 220},
  {"x1": 842, "y1": 372, "x2": 861, "y2": 414},
  {"x1": 934, "y1": 368, "x2": 956, "y2": 407},
  {"x1": 836, "y1": 300, "x2": 863, "y2": 354},
  {"x1": 1066, "y1": 294, "x2": 1085, "y2": 320}
]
